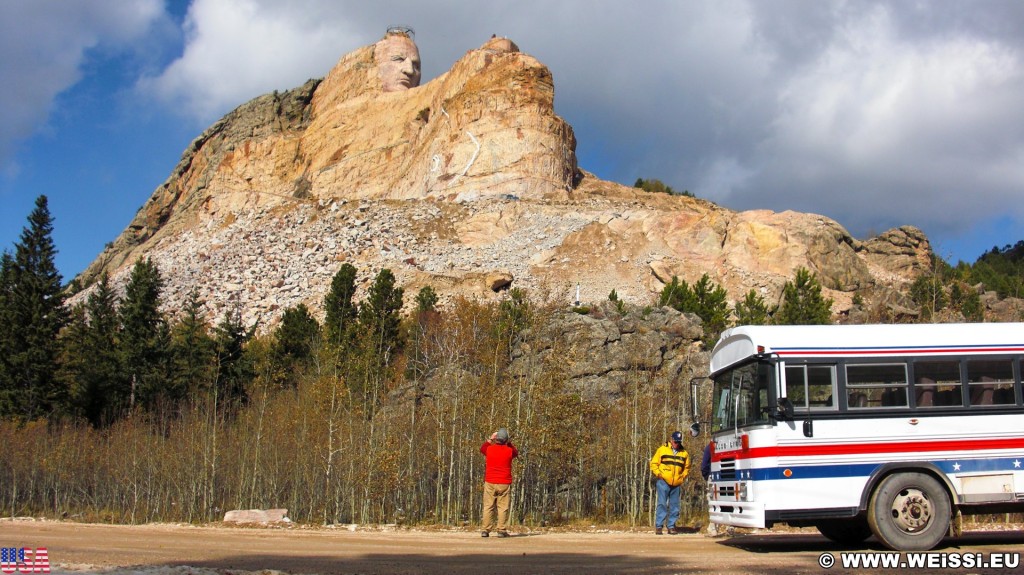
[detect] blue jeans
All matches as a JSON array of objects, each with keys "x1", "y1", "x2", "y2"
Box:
[{"x1": 655, "y1": 478, "x2": 681, "y2": 529}]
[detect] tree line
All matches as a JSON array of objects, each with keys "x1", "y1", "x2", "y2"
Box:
[
  {"x1": 0, "y1": 196, "x2": 707, "y2": 526},
  {"x1": 904, "y1": 243, "x2": 1024, "y2": 321},
  {"x1": 1, "y1": 194, "x2": 1019, "y2": 528},
  {"x1": 656, "y1": 267, "x2": 832, "y2": 348}
]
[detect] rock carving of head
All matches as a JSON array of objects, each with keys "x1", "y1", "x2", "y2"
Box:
[{"x1": 375, "y1": 31, "x2": 421, "y2": 92}]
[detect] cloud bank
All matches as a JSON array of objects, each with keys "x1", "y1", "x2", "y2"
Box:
[{"x1": 4, "y1": 0, "x2": 1023, "y2": 262}]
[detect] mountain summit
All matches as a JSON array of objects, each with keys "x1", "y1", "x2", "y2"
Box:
[{"x1": 75, "y1": 32, "x2": 929, "y2": 327}]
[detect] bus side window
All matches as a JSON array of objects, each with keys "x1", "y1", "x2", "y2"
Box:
[
  {"x1": 846, "y1": 363, "x2": 908, "y2": 409},
  {"x1": 785, "y1": 365, "x2": 808, "y2": 410},
  {"x1": 807, "y1": 365, "x2": 836, "y2": 410},
  {"x1": 966, "y1": 360, "x2": 1014, "y2": 407},
  {"x1": 787, "y1": 365, "x2": 836, "y2": 411},
  {"x1": 913, "y1": 361, "x2": 961, "y2": 409}
]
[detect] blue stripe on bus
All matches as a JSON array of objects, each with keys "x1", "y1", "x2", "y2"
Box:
[
  {"x1": 716, "y1": 457, "x2": 1024, "y2": 482},
  {"x1": 772, "y1": 344, "x2": 1024, "y2": 352}
]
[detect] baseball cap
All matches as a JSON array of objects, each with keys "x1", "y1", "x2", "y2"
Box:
[
  {"x1": 671, "y1": 431, "x2": 683, "y2": 443},
  {"x1": 496, "y1": 428, "x2": 509, "y2": 442}
]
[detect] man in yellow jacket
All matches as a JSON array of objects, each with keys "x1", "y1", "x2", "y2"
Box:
[{"x1": 650, "y1": 430, "x2": 690, "y2": 534}]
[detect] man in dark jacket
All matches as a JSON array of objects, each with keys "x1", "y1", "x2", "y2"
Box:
[{"x1": 701, "y1": 442, "x2": 712, "y2": 481}]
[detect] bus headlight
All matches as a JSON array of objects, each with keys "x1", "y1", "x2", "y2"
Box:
[{"x1": 737, "y1": 481, "x2": 750, "y2": 501}]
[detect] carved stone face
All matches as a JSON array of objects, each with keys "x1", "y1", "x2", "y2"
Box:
[{"x1": 375, "y1": 34, "x2": 421, "y2": 92}]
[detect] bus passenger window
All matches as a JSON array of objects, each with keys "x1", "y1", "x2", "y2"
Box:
[
  {"x1": 786, "y1": 365, "x2": 836, "y2": 411},
  {"x1": 807, "y1": 366, "x2": 835, "y2": 409},
  {"x1": 966, "y1": 360, "x2": 1014, "y2": 406},
  {"x1": 913, "y1": 361, "x2": 961, "y2": 409},
  {"x1": 785, "y1": 366, "x2": 807, "y2": 409},
  {"x1": 846, "y1": 363, "x2": 908, "y2": 409}
]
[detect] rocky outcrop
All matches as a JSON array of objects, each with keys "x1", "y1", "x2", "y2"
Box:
[
  {"x1": 72, "y1": 35, "x2": 935, "y2": 329},
  {"x1": 508, "y1": 303, "x2": 706, "y2": 400},
  {"x1": 87, "y1": 79, "x2": 322, "y2": 278}
]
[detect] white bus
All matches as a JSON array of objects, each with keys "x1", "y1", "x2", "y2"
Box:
[{"x1": 703, "y1": 322, "x2": 1024, "y2": 551}]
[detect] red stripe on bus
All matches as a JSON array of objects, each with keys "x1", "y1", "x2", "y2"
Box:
[{"x1": 714, "y1": 436, "x2": 1024, "y2": 460}]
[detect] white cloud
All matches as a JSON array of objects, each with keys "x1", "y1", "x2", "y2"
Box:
[
  {"x1": 137, "y1": 0, "x2": 370, "y2": 123},
  {"x1": 725, "y1": 4, "x2": 1024, "y2": 236},
  {"x1": 0, "y1": 0, "x2": 165, "y2": 170},
  {"x1": 7, "y1": 0, "x2": 1023, "y2": 266}
]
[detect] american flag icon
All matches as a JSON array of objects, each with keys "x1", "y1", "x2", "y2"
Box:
[{"x1": 0, "y1": 547, "x2": 49, "y2": 574}]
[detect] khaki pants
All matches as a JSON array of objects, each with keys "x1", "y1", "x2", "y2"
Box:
[{"x1": 482, "y1": 481, "x2": 512, "y2": 532}]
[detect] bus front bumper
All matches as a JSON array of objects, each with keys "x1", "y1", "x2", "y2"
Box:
[{"x1": 708, "y1": 499, "x2": 766, "y2": 529}]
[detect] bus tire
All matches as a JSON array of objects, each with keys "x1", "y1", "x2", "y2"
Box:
[
  {"x1": 867, "y1": 472, "x2": 950, "y2": 551},
  {"x1": 815, "y1": 518, "x2": 872, "y2": 544}
]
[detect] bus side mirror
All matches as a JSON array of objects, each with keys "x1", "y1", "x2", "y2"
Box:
[
  {"x1": 776, "y1": 398, "x2": 794, "y2": 421},
  {"x1": 689, "y1": 422, "x2": 700, "y2": 437}
]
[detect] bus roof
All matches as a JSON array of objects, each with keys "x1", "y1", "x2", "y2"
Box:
[{"x1": 710, "y1": 322, "x2": 1024, "y2": 375}]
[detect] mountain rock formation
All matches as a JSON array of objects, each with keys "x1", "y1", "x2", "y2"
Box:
[{"x1": 74, "y1": 32, "x2": 932, "y2": 329}]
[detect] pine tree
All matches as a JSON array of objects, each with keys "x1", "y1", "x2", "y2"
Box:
[
  {"x1": 691, "y1": 274, "x2": 730, "y2": 348},
  {"x1": 949, "y1": 281, "x2": 984, "y2": 322},
  {"x1": 734, "y1": 289, "x2": 771, "y2": 326},
  {"x1": 0, "y1": 253, "x2": 15, "y2": 416},
  {"x1": 659, "y1": 274, "x2": 729, "y2": 347},
  {"x1": 407, "y1": 286, "x2": 441, "y2": 383},
  {"x1": 0, "y1": 196, "x2": 67, "y2": 419},
  {"x1": 119, "y1": 258, "x2": 169, "y2": 411},
  {"x1": 61, "y1": 273, "x2": 123, "y2": 425},
  {"x1": 273, "y1": 303, "x2": 321, "y2": 368},
  {"x1": 169, "y1": 289, "x2": 217, "y2": 403},
  {"x1": 358, "y1": 269, "x2": 405, "y2": 368},
  {"x1": 59, "y1": 304, "x2": 91, "y2": 418},
  {"x1": 608, "y1": 289, "x2": 626, "y2": 313},
  {"x1": 324, "y1": 263, "x2": 358, "y2": 348},
  {"x1": 212, "y1": 299, "x2": 255, "y2": 407},
  {"x1": 910, "y1": 274, "x2": 947, "y2": 321},
  {"x1": 496, "y1": 287, "x2": 530, "y2": 356},
  {"x1": 659, "y1": 276, "x2": 696, "y2": 311},
  {"x1": 775, "y1": 267, "x2": 833, "y2": 325},
  {"x1": 351, "y1": 269, "x2": 404, "y2": 414},
  {"x1": 414, "y1": 285, "x2": 438, "y2": 314}
]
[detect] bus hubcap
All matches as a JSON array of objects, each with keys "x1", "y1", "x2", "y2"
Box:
[{"x1": 891, "y1": 488, "x2": 931, "y2": 532}]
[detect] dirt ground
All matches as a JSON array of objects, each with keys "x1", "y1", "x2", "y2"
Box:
[{"x1": 2, "y1": 519, "x2": 1023, "y2": 575}]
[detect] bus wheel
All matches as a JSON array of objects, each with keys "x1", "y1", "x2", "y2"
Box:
[
  {"x1": 867, "y1": 472, "x2": 950, "y2": 551},
  {"x1": 815, "y1": 518, "x2": 872, "y2": 544}
]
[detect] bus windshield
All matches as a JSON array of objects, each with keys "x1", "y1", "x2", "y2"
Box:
[{"x1": 711, "y1": 360, "x2": 772, "y2": 433}]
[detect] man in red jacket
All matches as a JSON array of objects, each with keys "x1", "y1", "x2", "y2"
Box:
[{"x1": 480, "y1": 427, "x2": 518, "y2": 537}]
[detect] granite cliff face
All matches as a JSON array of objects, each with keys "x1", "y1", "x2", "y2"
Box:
[{"x1": 75, "y1": 36, "x2": 932, "y2": 328}]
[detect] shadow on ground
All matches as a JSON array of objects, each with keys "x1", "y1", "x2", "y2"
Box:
[
  {"x1": 719, "y1": 529, "x2": 1024, "y2": 553},
  {"x1": 158, "y1": 551, "x2": 699, "y2": 575}
]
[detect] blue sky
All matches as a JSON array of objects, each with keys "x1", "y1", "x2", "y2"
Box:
[{"x1": 3, "y1": 0, "x2": 1023, "y2": 282}]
